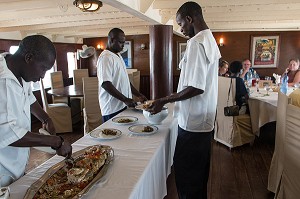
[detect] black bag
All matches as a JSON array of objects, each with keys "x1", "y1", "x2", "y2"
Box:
[
  {"x1": 224, "y1": 78, "x2": 239, "y2": 116},
  {"x1": 224, "y1": 105, "x2": 239, "y2": 116}
]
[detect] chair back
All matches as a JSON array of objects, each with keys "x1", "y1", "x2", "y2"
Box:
[
  {"x1": 268, "y1": 91, "x2": 291, "y2": 193},
  {"x1": 73, "y1": 69, "x2": 89, "y2": 87},
  {"x1": 132, "y1": 71, "x2": 140, "y2": 91},
  {"x1": 280, "y1": 103, "x2": 300, "y2": 198},
  {"x1": 39, "y1": 79, "x2": 49, "y2": 111},
  {"x1": 82, "y1": 77, "x2": 102, "y2": 133},
  {"x1": 214, "y1": 77, "x2": 236, "y2": 147},
  {"x1": 50, "y1": 71, "x2": 64, "y2": 89}
]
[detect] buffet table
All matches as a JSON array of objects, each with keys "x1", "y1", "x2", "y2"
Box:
[{"x1": 9, "y1": 104, "x2": 178, "y2": 199}]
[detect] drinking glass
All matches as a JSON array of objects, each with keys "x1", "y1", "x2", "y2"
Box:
[{"x1": 264, "y1": 84, "x2": 270, "y2": 96}]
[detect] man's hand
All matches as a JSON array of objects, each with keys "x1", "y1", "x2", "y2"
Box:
[
  {"x1": 137, "y1": 94, "x2": 148, "y2": 103},
  {"x1": 146, "y1": 99, "x2": 165, "y2": 115},
  {"x1": 42, "y1": 118, "x2": 56, "y2": 135},
  {"x1": 55, "y1": 140, "x2": 72, "y2": 158},
  {"x1": 124, "y1": 98, "x2": 137, "y2": 107}
]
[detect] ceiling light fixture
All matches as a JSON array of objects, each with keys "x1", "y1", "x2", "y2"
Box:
[{"x1": 73, "y1": 0, "x2": 103, "y2": 12}]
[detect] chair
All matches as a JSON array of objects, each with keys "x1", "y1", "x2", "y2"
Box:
[
  {"x1": 214, "y1": 76, "x2": 255, "y2": 148},
  {"x1": 276, "y1": 103, "x2": 300, "y2": 198},
  {"x1": 128, "y1": 71, "x2": 140, "y2": 101},
  {"x1": 268, "y1": 91, "x2": 290, "y2": 193},
  {"x1": 258, "y1": 80, "x2": 273, "y2": 88},
  {"x1": 73, "y1": 69, "x2": 89, "y2": 87},
  {"x1": 82, "y1": 77, "x2": 102, "y2": 134},
  {"x1": 39, "y1": 79, "x2": 72, "y2": 133},
  {"x1": 50, "y1": 71, "x2": 68, "y2": 104}
]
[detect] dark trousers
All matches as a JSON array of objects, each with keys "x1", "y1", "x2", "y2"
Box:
[
  {"x1": 102, "y1": 107, "x2": 127, "y2": 123},
  {"x1": 174, "y1": 126, "x2": 213, "y2": 199}
]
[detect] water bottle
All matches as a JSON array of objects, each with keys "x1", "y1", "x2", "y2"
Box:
[
  {"x1": 280, "y1": 73, "x2": 289, "y2": 94},
  {"x1": 247, "y1": 72, "x2": 252, "y2": 87}
]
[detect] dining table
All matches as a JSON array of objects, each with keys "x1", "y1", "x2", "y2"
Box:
[
  {"x1": 47, "y1": 85, "x2": 83, "y2": 106},
  {"x1": 248, "y1": 86, "x2": 295, "y2": 136},
  {"x1": 9, "y1": 104, "x2": 178, "y2": 199}
]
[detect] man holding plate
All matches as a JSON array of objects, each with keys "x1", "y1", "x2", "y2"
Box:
[{"x1": 147, "y1": 2, "x2": 221, "y2": 198}]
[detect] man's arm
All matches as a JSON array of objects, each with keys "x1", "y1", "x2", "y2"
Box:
[
  {"x1": 101, "y1": 81, "x2": 136, "y2": 107},
  {"x1": 130, "y1": 82, "x2": 147, "y2": 102},
  {"x1": 10, "y1": 132, "x2": 72, "y2": 158},
  {"x1": 30, "y1": 101, "x2": 56, "y2": 135},
  {"x1": 147, "y1": 86, "x2": 203, "y2": 114}
]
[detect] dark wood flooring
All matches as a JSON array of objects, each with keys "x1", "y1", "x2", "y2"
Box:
[{"x1": 27, "y1": 121, "x2": 276, "y2": 199}]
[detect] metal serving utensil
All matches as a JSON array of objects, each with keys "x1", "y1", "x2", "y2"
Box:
[{"x1": 65, "y1": 156, "x2": 75, "y2": 168}]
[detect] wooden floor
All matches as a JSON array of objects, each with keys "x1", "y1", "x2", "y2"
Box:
[{"x1": 27, "y1": 122, "x2": 276, "y2": 199}]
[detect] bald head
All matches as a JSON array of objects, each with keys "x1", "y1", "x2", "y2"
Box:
[{"x1": 107, "y1": 28, "x2": 125, "y2": 54}]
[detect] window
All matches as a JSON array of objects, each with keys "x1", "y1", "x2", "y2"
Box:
[
  {"x1": 9, "y1": 46, "x2": 19, "y2": 54},
  {"x1": 67, "y1": 52, "x2": 77, "y2": 78}
]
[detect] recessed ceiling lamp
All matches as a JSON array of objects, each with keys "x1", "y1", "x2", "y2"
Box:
[{"x1": 73, "y1": 0, "x2": 103, "y2": 12}]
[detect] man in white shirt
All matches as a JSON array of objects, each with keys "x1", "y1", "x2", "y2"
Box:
[
  {"x1": 97, "y1": 28, "x2": 147, "y2": 122},
  {"x1": 0, "y1": 35, "x2": 72, "y2": 186},
  {"x1": 147, "y1": 2, "x2": 221, "y2": 198}
]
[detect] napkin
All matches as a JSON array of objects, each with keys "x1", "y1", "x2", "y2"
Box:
[{"x1": 273, "y1": 73, "x2": 281, "y2": 85}]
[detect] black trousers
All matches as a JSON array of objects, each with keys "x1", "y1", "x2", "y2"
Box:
[
  {"x1": 174, "y1": 126, "x2": 213, "y2": 199},
  {"x1": 102, "y1": 107, "x2": 127, "y2": 123}
]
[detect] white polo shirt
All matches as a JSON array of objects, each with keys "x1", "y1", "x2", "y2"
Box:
[
  {"x1": 97, "y1": 50, "x2": 132, "y2": 116},
  {"x1": 174, "y1": 29, "x2": 221, "y2": 132},
  {"x1": 0, "y1": 53, "x2": 35, "y2": 186}
]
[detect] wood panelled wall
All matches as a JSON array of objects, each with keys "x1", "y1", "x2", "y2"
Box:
[{"x1": 83, "y1": 31, "x2": 300, "y2": 98}]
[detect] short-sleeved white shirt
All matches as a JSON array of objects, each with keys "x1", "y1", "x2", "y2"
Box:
[
  {"x1": 0, "y1": 53, "x2": 36, "y2": 186},
  {"x1": 97, "y1": 50, "x2": 132, "y2": 116},
  {"x1": 174, "y1": 29, "x2": 221, "y2": 132}
]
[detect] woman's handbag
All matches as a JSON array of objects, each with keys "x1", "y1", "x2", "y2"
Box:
[{"x1": 224, "y1": 78, "x2": 239, "y2": 116}]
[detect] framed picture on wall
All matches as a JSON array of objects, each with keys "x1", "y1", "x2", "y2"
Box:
[
  {"x1": 120, "y1": 41, "x2": 132, "y2": 68},
  {"x1": 177, "y1": 42, "x2": 187, "y2": 70},
  {"x1": 250, "y1": 35, "x2": 280, "y2": 68}
]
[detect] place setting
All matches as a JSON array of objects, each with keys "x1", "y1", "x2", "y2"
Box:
[
  {"x1": 111, "y1": 116, "x2": 138, "y2": 125},
  {"x1": 89, "y1": 128, "x2": 122, "y2": 140}
]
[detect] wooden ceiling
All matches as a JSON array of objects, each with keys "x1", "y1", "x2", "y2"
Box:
[{"x1": 0, "y1": 0, "x2": 299, "y2": 43}]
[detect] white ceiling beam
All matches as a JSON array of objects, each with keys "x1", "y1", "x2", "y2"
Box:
[{"x1": 139, "y1": 0, "x2": 155, "y2": 13}]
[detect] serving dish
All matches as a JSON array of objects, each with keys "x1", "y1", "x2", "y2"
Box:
[
  {"x1": 89, "y1": 128, "x2": 122, "y2": 140},
  {"x1": 111, "y1": 116, "x2": 138, "y2": 125},
  {"x1": 128, "y1": 124, "x2": 158, "y2": 135},
  {"x1": 24, "y1": 145, "x2": 114, "y2": 199}
]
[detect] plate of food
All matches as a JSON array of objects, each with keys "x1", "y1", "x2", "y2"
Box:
[
  {"x1": 89, "y1": 128, "x2": 122, "y2": 140},
  {"x1": 111, "y1": 116, "x2": 138, "y2": 125},
  {"x1": 135, "y1": 100, "x2": 154, "y2": 110},
  {"x1": 128, "y1": 124, "x2": 158, "y2": 135},
  {"x1": 24, "y1": 145, "x2": 114, "y2": 199}
]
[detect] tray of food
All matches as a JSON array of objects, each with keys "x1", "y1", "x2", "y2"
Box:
[{"x1": 24, "y1": 145, "x2": 114, "y2": 199}]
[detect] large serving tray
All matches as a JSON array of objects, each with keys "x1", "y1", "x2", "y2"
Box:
[{"x1": 24, "y1": 145, "x2": 114, "y2": 199}]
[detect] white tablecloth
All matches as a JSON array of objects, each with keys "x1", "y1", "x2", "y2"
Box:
[
  {"x1": 248, "y1": 87, "x2": 294, "y2": 136},
  {"x1": 9, "y1": 104, "x2": 178, "y2": 199}
]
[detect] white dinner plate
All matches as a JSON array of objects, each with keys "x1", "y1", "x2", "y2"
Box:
[
  {"x1": 128, "y1": 124, "x2": 158, "y2": 135},
  {"x1": 89, "y1": 128, "x2": 122, "y2": 140},
  {"x1": 112, "y1": 116, "x2": 138, "y2": 125}
]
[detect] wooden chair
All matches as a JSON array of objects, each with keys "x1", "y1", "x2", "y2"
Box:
[
  {"x1": 82, "y1": 77, "x2": 102, "y2": 134},
  {"x1": 214, "y1": 76, "x2": 255, "y2": 148},
  {"x1": 258, "y1": 80, "x2": 273, "y2": 88},
  {"x1": 50, "y1": 71, "x2": 68, "y2": 104},
  {"x1": 40, "y1": 79, "x2": 72, "y2": 133},
  {"x1": 73, "y1": 69, "x2": 89, "y2": 87},
  {"x1": 128, "y1": 70, "x2": 140, "y2": 101}
]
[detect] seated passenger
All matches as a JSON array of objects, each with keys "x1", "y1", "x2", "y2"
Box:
[
  {"x1": 284, "y1": 58, "x2": 300, "y2": 87},
  {"x1": 229, "y1": 61, "x2": 249, "y2": 114},
  {"x1": 218, "y1": 59, "x2": 230, "y2": 77}
]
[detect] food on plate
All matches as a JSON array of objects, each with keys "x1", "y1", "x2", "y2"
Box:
[
  {"x1": 102, "y1": 129, "x2": 117, "y2": 136},
  {"x1": 117, "y1": 118, "x2": 133, "y2": 123},
  {"x1": 142, "y1": 126, "x2": 154, "y2": 132},
  {"x1": 33, "y1": 146, "x2": 108, "y2": 199}
]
